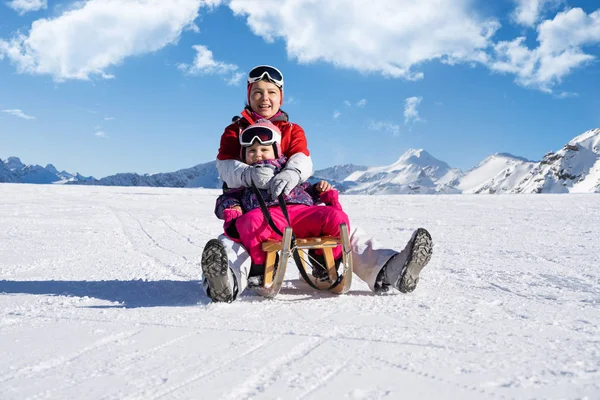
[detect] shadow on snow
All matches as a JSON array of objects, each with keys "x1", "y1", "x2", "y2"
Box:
[
  {"x1": 0, "y1": 279, "x2": 209, "y2": 308},
  {"x1": 0, "y1": 278, "x2": 379, "y2": 308}
]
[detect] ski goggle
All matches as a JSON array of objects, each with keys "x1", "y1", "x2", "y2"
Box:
[
  {"x1": 239, "y1": 126, "x2": 281, "y2": 147},
  {"x1": 247, "y1": 65, "x2": 284, "y2": 88}
]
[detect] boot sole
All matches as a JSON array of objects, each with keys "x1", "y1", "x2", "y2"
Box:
[
  {"x1": 398, "y1": 228, "x2": 433, "y2": 293},
  {"x1": 201, "y1": 239, "x2": 234, "y2": 302}
]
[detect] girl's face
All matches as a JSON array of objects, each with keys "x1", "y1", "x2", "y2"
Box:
[
  {"x1": 244, "y1": 142, "x2": 276, "y2": 164},
  {"x1": 249, "y1": 80, "x2": 281, "y2": 119}
]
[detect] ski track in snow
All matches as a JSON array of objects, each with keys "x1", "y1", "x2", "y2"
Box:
[
  {"x1": 1, "y1": 184, "x2": 599, "y2": 399},
  {"x1": 0, "y1": 329, "x2": 143, "y2": 384}
]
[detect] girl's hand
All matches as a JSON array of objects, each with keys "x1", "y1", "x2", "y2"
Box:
[
  {"x1": 315, "y1": 180, "x2": 332, "y2": 193},
  {"x1": 223, "y1": 207, "x2": 243, "y2": 224}
]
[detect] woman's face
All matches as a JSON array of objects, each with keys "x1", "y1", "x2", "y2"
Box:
[
  {"x1": 244, "y1": 142, "x2": 276, "y2": 164},
  {"x1": 249, "y1": 80, "x2": 281, "y2": 119}
]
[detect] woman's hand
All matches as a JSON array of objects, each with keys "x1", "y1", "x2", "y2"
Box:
[
  {"x1": 241, "y1": 164, "x2": 275, "y2": 189},
  {"x1": 314, "y1": 180, "x2": 332, "y2": 193},
  {"x1": 269, "y1": 168, "x2": 301, "y2": 199}
]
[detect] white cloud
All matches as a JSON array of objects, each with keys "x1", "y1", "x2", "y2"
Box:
[
  {"x1": 226, "y1": 72, "x2": 245, "y2": 86},
  {"x1": 229, "y1": 0, "x2": 499, "y2": 80},
  {"x1": 186, "y1": 23, "x2": 201, "y2": 33},
  {"x1": 369, "y1": 120, "x2": 400, "y2": 137},
  {"x1": 490, "y1": 8, "x2": 600, "y2": 92},
  {"x1": 333, "y1": 111, "x2": 341, "y2": 119},
  {"x1": 178, "y1": 44, "x2": 242, "y2": 85},
  {"x1": 343, "y1": 99, "x2": 367, "y2": 108},
  {"x1": 404, "y1": 97, "x2": 423, "y2": 125},
  {"x1": 6, "y1": 0, "x2": 47, "y2": 16},
  {"x1": 94, "y1": 125, "x2": 106, "y2": 137},
  {"x1": 104, "y1": 117, "x2": 115, "y2": 121},
  {"x1": 511, "y1": 0, "x2": 561, "y2": 27},
  {"x1": 556, "y1": 91, "x2": 579, "y2": 99},
  {"x1": 2, "y1": 109, "x2": 36, "y2": 120},
  {"x1": 0, "y1": 0, "x2": 220, "y2": 81},
  {"x1": 286, "y1": 96, "x2": 296, "y2": 104}
]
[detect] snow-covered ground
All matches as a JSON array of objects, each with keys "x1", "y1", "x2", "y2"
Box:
[{"x1": 1, "y1": 184, "x2": 599, "y2": 400}]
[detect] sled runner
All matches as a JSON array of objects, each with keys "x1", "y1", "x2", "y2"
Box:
[
  {"x1": 255, "y1": 222, "x2": 353, "y2": 297},
  {"x1": 253, "y1": 226, "x2": 293, "y2": 298},
  {"x1": 250, "y1": 185, "x2": 353, "y2": 298}
]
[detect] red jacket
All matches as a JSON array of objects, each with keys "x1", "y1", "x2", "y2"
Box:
[{"x1": 217, "y1": 109, "x2": 310, "y2": 161}]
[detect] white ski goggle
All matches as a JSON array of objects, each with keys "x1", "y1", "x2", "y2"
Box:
[{"x1": 247, "y1": 65, "x2": 284, "y2": 88}]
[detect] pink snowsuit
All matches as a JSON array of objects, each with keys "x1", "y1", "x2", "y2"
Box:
[
  {"x1": 235, "y1": 193, "x2": 349, "y2": 265},
  {"x1": 214, "y1": 157, "x2": 350, "y2": 266}
]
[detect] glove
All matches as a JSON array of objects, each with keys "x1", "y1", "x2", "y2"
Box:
[
  {"x1": 223, "y1": 208, "x2": 242, "y2": 239},
  {"x1": 269, "y1": 168, "x2": 301, "y2": 199},
  {"x1": 223, "y1": 208, "x2": 242, "y2": 224},
  {"x1": 319, "y1": 189, "x2": 342, "y2": 210},
  {"x1": 241, "y1": 164, "x2": 275, "y2": 189}
]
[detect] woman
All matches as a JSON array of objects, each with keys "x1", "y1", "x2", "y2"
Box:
[
  {"x1": 201, "y1": 65, "x2": 433, "y2": 302},
  {"x1": 215, "y1": 65, "x2": 312, "y2": 198}
]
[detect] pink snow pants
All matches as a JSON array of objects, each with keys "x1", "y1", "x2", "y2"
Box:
[{"x1": 235, "y1": 204, "x2": 350, "y2": 265}]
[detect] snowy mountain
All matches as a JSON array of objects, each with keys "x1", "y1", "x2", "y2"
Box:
[
  {"x1": 457, "y1": 153, "x2": 537, "y2": 194},
  {"x1": 314, "y1": 149, "x2": 462, "y2": 194},
  {"x1": 509, "y1": 128, "x2": 600, "y2": 193},
  {"x1": 69, "y1": 161, "x2": 222, "y2": 189},
  {"x1": 311, "y1": 163, "x2": 368, "y2": 182},
  {"x1": 0, "y1": 159, "x2": 19, "y2": 183},
  {"x1": 0, "y1": 157, "x2": 93, "y2": 184},
  {"x1": 313, "y1": 129, "x2": 600, "y2": 194}
]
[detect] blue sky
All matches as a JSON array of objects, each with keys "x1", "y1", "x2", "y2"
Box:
[{"x1": 1, "y1": 0, "x2": 599, "y2": 178}]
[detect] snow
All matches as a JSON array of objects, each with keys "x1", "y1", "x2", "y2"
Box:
[
  {"x1": 458, "y1": 153, "x2": 536, "y2": 194},
  {"x1": 572, "y1": 158, "x2": 600, "y2": 193},
  {"x1": 570, "y1": 128, "x2": 600, "y2": 150},
  {"x1": 1, "y1": 183, "x2": 599, "y2": 399}
]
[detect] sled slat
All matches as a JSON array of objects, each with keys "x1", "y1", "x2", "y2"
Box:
[
  {"x1": 264, "y1": 250, "x2": 277, "y2": 286},
  {"x1": 296, "y1": 237, "x2": 341, "y2": 250},
  {"x1": 262, "y1": 241, "x2": 283, "y2": 252}
]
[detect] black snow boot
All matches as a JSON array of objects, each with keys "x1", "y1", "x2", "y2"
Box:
[
  {"x1": 201, "y1": 239, "x2": 237, "y2": 302},
  {"x1": 376, "y1": 228, "x2": 433, "y2": 293}
]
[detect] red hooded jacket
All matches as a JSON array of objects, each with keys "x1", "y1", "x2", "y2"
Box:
[{"x1": 217, "y1": 109, "x2": 310, "y2": 161}]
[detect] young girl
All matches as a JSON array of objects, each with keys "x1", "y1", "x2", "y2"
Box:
[{"x1": 203, "y1": 120, "x2": 349, "y2": 302}]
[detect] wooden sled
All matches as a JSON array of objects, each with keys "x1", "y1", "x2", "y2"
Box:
[{"x1": 255, "y1": 223, "x2": 353, "y2": 298}]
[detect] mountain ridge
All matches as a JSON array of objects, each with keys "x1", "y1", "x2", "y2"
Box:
[
  {"x1": 3, "y1": 128, "x2": 599, "y2": 193},
  {"x1": 0, "y1": 157, "x2": 94, "y2": 184}
]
